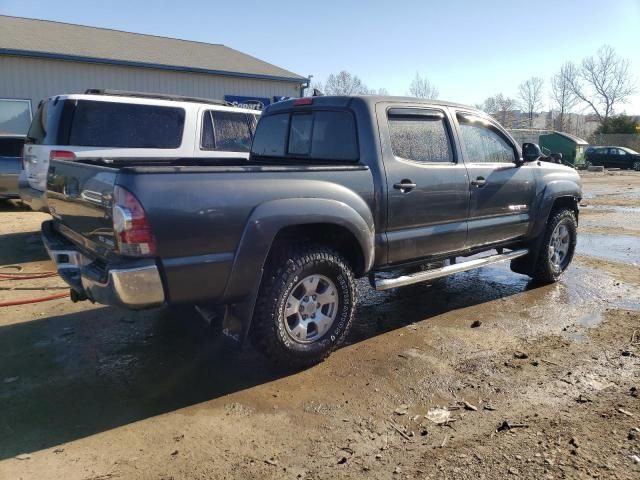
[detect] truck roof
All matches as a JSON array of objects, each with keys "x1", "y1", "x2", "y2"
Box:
[{"x1": 265, "y1": 95, "x2": 482, "y2": 115}]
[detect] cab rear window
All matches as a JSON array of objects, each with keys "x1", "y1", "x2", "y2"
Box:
[{"x1": 251, "y1": 110, "x2": 358, "y2": 161}]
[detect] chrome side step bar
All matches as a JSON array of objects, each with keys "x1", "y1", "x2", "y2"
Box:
[{"x1": 373, "y1": 249, "x2": 529, "y2": 291}]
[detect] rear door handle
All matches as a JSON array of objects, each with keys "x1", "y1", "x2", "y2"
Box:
[
  {"x1": 471, "y1": 177, "x2": 486, "y2": 187},
  {"x1": 393, "y1": 180, "x2": 417, "y2": 193}
]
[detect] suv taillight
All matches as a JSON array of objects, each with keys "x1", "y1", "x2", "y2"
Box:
[
  {"x1": 49, "y1": 150, "x2": 76, "y2": 161},
  {"x1": 112, "y1": 185, "x2": 156, "y2": 257}
]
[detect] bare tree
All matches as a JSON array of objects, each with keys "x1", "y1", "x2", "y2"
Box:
[
  {"x1": 518, "y1": 77, "x2": 544, "y2": 128},
  {"x1": 324, "y1": 71, "x2": 372, "y2": 95},
  {"x1": 408, "y1": 72, "x2": 439, "y2": 99},
  {"x1": 563, "y1": 45, "x2": 637, "y2": 124},
  {"x1": 481, "y1": 93, "x2": 517, "y2": 128},
  {"x1": 550, "y1": 64, "x2": 579, "y2": 131}
]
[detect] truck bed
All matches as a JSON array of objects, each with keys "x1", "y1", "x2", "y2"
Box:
[{"x1": 46, "y1": 158, "x2": 375, "y2": 305}]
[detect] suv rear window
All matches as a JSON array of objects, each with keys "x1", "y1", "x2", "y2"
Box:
[
  {"x1": 252, "y1": 110, "x2": 358, "y2": 161},
  {"x1": 27, "y1": 99, "x2": 185, "y2": 149},
  {"x1": 69, "y1": 101, "x2": 185, "y2": 148}
]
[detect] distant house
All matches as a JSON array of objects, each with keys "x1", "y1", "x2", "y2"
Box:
[
  {"x1": 539, "y1": 131, "x2": 589, "y2": 166},
  {"x1": 0, "y1": 15, "x2": 307, "y2": 133}
]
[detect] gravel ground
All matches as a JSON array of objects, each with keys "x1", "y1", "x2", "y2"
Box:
[{"x1": 0, "y1": 171, "x2": 638, "y2": 480}]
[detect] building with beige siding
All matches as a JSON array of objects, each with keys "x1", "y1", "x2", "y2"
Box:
[{"x1": 0, "y1": 15, "x2": 307, "y2": 134}]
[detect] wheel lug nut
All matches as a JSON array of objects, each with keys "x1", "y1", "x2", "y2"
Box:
[
  {"x1": 312, "y1": 295, "x2": 316, "y2": 300},
  {"x1": 304, "y1": 296, "x2": 309, "y2": 301}
]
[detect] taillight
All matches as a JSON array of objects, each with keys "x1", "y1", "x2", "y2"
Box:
[
  {"x1": 49, "y1": 150, "x2": 76, "y2": 161},
  {"x1": 112, "y1": 185, "x2": 156, "y2": 257}
]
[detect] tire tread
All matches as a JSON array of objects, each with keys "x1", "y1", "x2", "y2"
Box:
[
  {"x1": 251, "y1": 243, "x2": 356, "y2": 368},
  {"x1": 531, "y1": 208, "x2": 577, "y2": 283}
]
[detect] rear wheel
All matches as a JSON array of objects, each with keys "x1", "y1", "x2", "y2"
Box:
[
  {"x1": 531, "y1": 208, "x2": 577, "y2": 283},
  {"x1": 251, "y1": 244, "x2": 356, "y2": 368}
]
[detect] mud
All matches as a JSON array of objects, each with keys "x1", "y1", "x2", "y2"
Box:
[{"x1": 0, "y1": 173, "x2": 639, "y2": 480}]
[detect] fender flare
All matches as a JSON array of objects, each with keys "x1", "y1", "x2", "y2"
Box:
[
  {"x1": 220, "y1": 197, "x2": 375, "y2": 345},
  {"x1": 512, "y1": 182, "x2": 580, "y2": 276},
  {"x1": 529, "y1": 181, "x2": 580, "y2": 239}
]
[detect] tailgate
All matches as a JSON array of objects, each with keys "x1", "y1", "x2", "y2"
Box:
[{"x1": 46, "y1": 159, "x2": 118, "y2": 259}]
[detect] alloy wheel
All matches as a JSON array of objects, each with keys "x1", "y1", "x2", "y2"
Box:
[{"x1": 284, "y1": 274, "x2": 338, "y2": 344}]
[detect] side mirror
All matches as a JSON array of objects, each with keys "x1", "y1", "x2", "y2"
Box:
[{"x1": 522, "y1": 143, "x2": 542, "y2": 162}]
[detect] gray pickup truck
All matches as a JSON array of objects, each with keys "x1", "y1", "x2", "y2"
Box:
[{"x1": 43, "y1": 95, "x2": 582, "y2": 367}]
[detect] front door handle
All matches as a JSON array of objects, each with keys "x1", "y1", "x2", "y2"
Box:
[
  {"x1": 393, "y1": 179, "x2": 417, "y2": 193},
  {"x1": 471, "y1": 177, "x2": 486, "y2": 187}
]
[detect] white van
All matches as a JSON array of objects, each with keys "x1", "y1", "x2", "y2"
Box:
[{"x1": 20, "y1": 90, "x2": 260, "y2": 211}]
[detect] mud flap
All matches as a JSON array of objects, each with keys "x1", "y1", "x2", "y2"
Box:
[
  {"x1": 221, "y1": 286, "x2": 260, "y2": 349},
  {"x1": 510, "y1": 234, "x2": 544, "y2": 276}
]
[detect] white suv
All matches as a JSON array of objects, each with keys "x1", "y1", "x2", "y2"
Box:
[{"x1": 20, "y1": 90, "x2": 260, "y2": 211}]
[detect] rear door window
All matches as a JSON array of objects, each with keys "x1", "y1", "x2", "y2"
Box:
[
  {"x1": 68, "y1": 101, "x2": 185, "y2": 148},
  {"x1": 388, "y1": 110, "x2": 453, "y2": 163},
  {"x1": 252, "y1": 110, "x2": 358, "y2": 161},
  {"x1": 201, "y1": 110, "x2": 253, "y2": 152}
]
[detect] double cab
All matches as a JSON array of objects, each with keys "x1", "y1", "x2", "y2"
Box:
[{"x1": 42, "y1": 95, "x2": 582, "y2": 367}]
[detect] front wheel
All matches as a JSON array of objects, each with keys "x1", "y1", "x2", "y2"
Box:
[
  {"x1": 251, "y1": 244, "x2": 356, "y2": 368},
  {"x1": 531, "y1": 208, "x2": 578, "y2": 283},
  {"x1": 633, "y1": 160, "x2": 640, "y2": 171}
]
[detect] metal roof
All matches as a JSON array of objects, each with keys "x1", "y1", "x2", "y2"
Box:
[
  {"x1": 0, "y1": 15, "x2": 306, "y2": 83},
  {"x1": 542, "y1": 131, "x2": 589, "y2": 145}
]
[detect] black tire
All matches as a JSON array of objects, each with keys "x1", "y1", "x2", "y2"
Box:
[
  {"x1": 531, "y1": 208, "x2": 577, "y2": 283},
  {"x1": 633, "y1": 160, "x2": 640, "y2": 172},
  {"x1": 251, "y1": 244, "x2": 356, "y2": 368}
]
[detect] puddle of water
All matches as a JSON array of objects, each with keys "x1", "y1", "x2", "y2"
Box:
[
  {"x1": 579, "y1": 312, "x2": 603, "y2": 328},
  {"x1": 582, "y1": 205, "x2": 640, "y2": 214},
  {"x1": 576, "y1": 233, "x2": 640, "y2": 264}
]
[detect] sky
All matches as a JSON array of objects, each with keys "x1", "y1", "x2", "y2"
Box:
[{"x1": 2, "y1": 0, "x2": 639, "y2": 114}]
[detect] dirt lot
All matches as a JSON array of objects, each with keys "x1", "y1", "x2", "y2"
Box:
[{"x1": 1, "y1": 172, "x2": 639, "y2": 480}]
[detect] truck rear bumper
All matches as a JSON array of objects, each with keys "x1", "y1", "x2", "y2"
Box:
[
  {"x1": 42, "y1": 221, "x2": 165, "y2": 309},
  {"x1": 18, "y1": 173, "x2": 48, "y2": 212}
]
